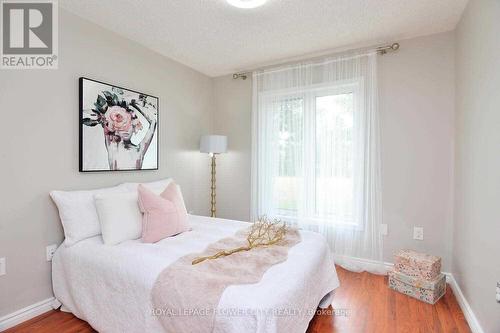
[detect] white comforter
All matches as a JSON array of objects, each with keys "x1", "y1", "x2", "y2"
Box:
[{"x1": 52, "y1": 215, "x2": 339, "y2": 333}]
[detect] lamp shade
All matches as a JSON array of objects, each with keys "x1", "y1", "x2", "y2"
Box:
[{"x1": 200, "y1": 135, "x2": 228, "y2": 154}]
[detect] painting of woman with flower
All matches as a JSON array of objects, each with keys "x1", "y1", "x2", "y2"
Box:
[{"x1": 79, "y1": 78, "x2": 158, "y2": 171}]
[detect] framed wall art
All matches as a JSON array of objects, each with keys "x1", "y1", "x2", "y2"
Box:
[{"x1": 79, "y1": 77, "x2": 159, "y2": 172}]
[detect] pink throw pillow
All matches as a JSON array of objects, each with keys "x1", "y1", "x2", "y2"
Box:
[{"x1": 137, "y1": 182, "x2": 190, "y2": 243}]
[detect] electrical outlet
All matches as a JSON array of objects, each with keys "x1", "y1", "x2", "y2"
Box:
[
  {"x1": 46, "y1": 244, "x2": 58, "y2": 261},
  {"x1": 0, "y1": 258, "x2": 5, "y2": 276},
  {"x1": 380, "y1": 224, "x2": 388, "y2": 236},
  {"x1": 496, "y1": 282, "x2": 500, "y2": 303},
  {"x1": 413, "y1": 227, "x2": 424, "y2": 240}
]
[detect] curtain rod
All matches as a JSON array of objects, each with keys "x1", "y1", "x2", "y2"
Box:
[{"x1": 232, "y1": 42, "x2": 400, "y2": 80}]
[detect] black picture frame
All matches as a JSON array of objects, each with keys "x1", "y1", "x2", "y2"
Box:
[{"x1": 79, "y1": 77, "x2": 159, "y2": 172}]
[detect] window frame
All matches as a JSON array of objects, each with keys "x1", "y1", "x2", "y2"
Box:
[{"x1": 258, "y1": 79, "x2": 364, "y2": 229}]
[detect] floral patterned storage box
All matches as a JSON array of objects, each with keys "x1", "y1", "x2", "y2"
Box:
[
  {"x1": 388, "y1": 269, "x2": 446, "y2": 304},
  {"x1": 394, "y1": 249, "x2": 441, "y2": 281}
]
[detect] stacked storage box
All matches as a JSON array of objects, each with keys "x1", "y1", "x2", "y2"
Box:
[{"x1": 388, "y1": 249, "x2": 446, "y2": 304}]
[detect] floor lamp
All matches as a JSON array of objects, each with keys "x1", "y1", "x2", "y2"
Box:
[{"x1": 200, "y1": 135, "x2": 228, "y2": 218}]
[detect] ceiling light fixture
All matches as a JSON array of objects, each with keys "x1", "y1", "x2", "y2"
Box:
[{"x1": 226, "y1": 0, "x2": 267, "y2": 9}]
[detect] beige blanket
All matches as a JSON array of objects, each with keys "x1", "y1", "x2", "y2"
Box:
[{"x1": 151, "y1": 227, "x2": 301, "y2": 333}]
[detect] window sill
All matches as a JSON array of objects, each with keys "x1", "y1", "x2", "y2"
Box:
[{"x1": 271, "y1": 214, "x2": 364, "y2": 231}]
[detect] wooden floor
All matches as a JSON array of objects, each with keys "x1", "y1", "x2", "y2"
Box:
[{"x1": 6, "y1": 267, "x2": 470, "y2": 333}]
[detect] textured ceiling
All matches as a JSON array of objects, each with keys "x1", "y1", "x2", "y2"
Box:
[{"x1": 60, "y1": 0, "x2": 468, "y2": 77}]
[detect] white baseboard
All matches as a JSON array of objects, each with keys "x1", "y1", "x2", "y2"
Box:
[
  {"x1": 0, "y1": 297, "x2": 57, "y2": 331},
  {"x1": 334, "y1": 254, "x2": 394, "y2": 274},
  {"x1": 446, "y1": 274, "x2": 485, "y2": 333}
]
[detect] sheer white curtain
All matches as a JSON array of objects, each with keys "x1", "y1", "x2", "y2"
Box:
[{"x1": 251, "y1": 52, "x2": 384, "y2": 274}]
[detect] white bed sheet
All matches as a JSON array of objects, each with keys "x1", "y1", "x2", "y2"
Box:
[{"x1": 52, "y1": 215, "x2": 339, "y2": 333}]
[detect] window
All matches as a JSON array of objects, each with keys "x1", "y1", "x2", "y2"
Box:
[
  {"x1": 259, "y1": 82, "x2": 360, "y2": 226},
  {"x1": 252, "y1": 53, "x2": 382, "y2": 269}
]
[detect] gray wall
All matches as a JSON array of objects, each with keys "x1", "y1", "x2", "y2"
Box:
[
  {"x1": 0, "y1": 9, "x2": 213, "y2": 316},
  {"x1": 454, "y1": 0, "x2": 500, "y2": 332},
  {"x1": 213, "y1": 77, "x2": 253, "y2": 221},
  {"x1": 213, "y1": 32, "x2": 456, "y2": 269}
]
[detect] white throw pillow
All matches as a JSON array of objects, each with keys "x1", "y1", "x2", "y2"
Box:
[
  {"x1": 50, "y1": 185, "x2": 126, "y2": 246},
  {"x1": 94, "y1": 192, "x2": 143, "y2": 245}
]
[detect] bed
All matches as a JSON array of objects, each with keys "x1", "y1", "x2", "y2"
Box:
[{"x1": 52, "y1": 215, "x2": 340, "y2": 333}]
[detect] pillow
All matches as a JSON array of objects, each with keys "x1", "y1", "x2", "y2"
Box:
[
  {"x1": 138, "y1": 182, "x2": 190, "y2": 243},
  {"x1": 94, "y1": 192, "x2": 143, "y2": 245},
  {"x1": 122, "y1": 178, "x2": 172, "y2": 193},
  {"x1": 50, "y1": 185, "x2": 126, "y2": 246}
]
